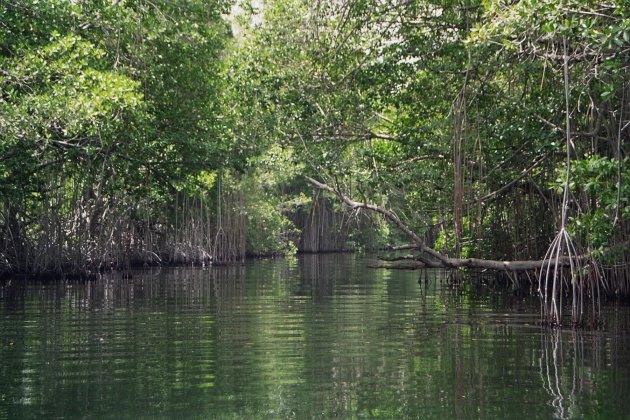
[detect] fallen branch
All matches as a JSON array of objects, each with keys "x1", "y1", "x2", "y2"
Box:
[
  {"x1": 307, "y1": 176, "x2": 450, "y2": 266},
  {"x1": 384, "y1": 244, "x2": 418, "y2": 251},
  {"x1": 307, "y1": 177, "x2": 590, "y2": 272},
  {"x1": 377, "y1": 254, "x2": 419, "y2": 262},
  {"x1": 368, "y1": 262, "x2": 426, "y2": 270}
]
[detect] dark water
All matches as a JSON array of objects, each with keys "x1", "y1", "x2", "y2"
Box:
[{"x1": 1, "y1": 254, "x2": 630, "y2": 419}]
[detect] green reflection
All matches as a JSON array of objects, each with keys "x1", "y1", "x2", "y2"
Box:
[{"x1": 1, "y1": 255, "x2": 630, "y2": 418}]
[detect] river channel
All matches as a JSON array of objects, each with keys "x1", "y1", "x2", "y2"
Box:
[{"x1": 1, "y1": 254, "x2": 629, "y2": 418}]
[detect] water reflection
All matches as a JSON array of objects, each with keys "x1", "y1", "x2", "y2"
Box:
[
  {"x1": 540, "y1": 331, "x2": 586, "y2": 419},
  {"x1": 539, "y1": 311, "x2": 630, "y2": 419},
  {"x1": 1, "y1": 255, "x2": 630, "y2": 418}
]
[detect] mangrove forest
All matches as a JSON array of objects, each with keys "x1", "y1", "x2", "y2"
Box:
[
  {"x1": 1, "y1": 0, "x2": 629, "y2": 325},
  {"x1": 3, "y1": 1, "x2": 630, "y2": 418}
]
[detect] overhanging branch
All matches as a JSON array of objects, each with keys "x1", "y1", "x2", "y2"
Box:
[{"x1": 307, "y1": 177, "x2": 590, "y2": 272}]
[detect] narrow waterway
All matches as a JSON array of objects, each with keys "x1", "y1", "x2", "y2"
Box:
[{"x1": 1, "y1": 254, "x2": 629, "y2": 418}]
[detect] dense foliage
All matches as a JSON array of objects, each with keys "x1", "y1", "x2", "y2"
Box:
[{"x1": 0, "y1": 0, "x2": 232, "y2": 274}]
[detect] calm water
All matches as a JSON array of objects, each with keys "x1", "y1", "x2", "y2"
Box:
[{"x1": 1, "y1": 254, "x2": 629, "y2": 419}]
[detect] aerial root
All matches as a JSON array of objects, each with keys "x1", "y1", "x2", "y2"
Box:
[{"x1": 539, "y1": 228, "x2": 602, "y2": 326}]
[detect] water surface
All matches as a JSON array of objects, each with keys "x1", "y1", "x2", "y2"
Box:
[{"x1": 1, "y1": 254, "x2": 629, "y2": 418}]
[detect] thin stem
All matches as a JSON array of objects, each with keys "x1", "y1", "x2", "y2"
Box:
[{"x1": 561, "y1": 36, "x2": 572, "y2": 228}]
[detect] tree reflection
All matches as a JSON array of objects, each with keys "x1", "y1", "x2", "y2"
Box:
[
  {"x1": 2, "y1": 258, "x2": 630, "y2": 418},
  {"x1": 539, "y1": 329, "x2": 603, "y2": 419}
]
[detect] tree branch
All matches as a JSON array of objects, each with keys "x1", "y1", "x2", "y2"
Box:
[
  {"x1": 478, "y1": 153, "x2": 548, "y2": 203},
  {"x1": 307, "y1": 177, "x2": 590, "y2": 272},
  {"x1": 377, "y1": 254, "x2": 419, "y2": 262},
  {"x1": 306, "y1": 176, "x2": 449, "y2": 265},
  {"x1": 368, "y1": 262, "x2": 426, "y2": 270}
]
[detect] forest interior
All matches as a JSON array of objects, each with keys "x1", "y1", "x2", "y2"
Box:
[{"x1": 1, "y1": 0, "x2": 629, "y2": 325}]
